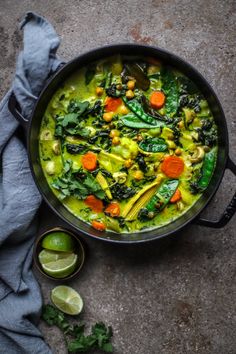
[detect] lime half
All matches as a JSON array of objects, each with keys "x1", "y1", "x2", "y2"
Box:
[
  {"x1": 41, "y1": 232, "x2": 74, "y2": 252},
  {"x1": 38, "y1": 249, "x2": 74, "y2": 264},
  {"x1": 51, "y1": 285, "x2": 83, "y2": 315},
  {"x1": 41, "y1": 252, "x2": 78, "y2": 278}
]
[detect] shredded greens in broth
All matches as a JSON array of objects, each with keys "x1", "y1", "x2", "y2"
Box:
[{"x1": 39, "y1": 55, "x2": 218, "y2": 233}]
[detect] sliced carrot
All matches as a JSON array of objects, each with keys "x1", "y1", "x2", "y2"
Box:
[
  {"x1": 85, "y1": 195, "x2": 104, "y2": 213},
  {"x1": 91, "y1": 220, "x2": 106, "y2": 231},
  {"x1": 105, "y1": 202, "x2": 120, "y2": 217},
  {"x1": 161, "y1": 156, "x2": 184, "y2": 178},
  {"x1": 105, "y1": 97, "x2": 122, "y2": 112},
  {"x1": 150, "y1": 91, "x2": 166, "y2": 109},
  {"x1": 170, "y1": 189, "x2": 182, "y2": 203},
  {"x1": 81, "y1": 151, "x2": 97, "y2": 171}
]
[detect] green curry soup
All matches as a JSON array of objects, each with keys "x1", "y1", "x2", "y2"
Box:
[{"x1": 39, "y1": 56, "x2": 218, "y2": 233}]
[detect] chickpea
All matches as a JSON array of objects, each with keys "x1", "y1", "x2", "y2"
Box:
[
  {"x1": 120, "y1": 105, "x2": 129, "y2": 115},
  {"x1": 133, "y1": 170, "x2": 144, "y2": 180},
  {"x1": 126, "y1": 89, "x2": 135, "y2": 99},
  {"x1": 45, "y1": 161, "x2": 55, "y2": 175},
  {"x1": 127, "y1": 80, "x2": 135, "y2": 90},
  {"x1": 178, "y1": 120, "x2": 184, "y2": 129},
  {"x1": 103, "y1": 112, "x2": 113, "y2": 122},
  {"x1": 109, "y1": 129, "x2": 120, "y2": 138},
  {"x1": 112, "y1": 136, "x2": 120, "y2": 145},
  {"x1": 136, "y1": 134, "x2": 143, "y2": 142},
  {"x1": 124, "y1": 159, "x2": 133, "y2": 168},
  {"x1": 167, "y1": 133, "x2": 174, "y2": 140},
  {"x1": 175, "y1": 148, "x2": 182, "y2": 155},
  {"x1": 96, "y1": 87, "x2": 104, "y2": 96}
]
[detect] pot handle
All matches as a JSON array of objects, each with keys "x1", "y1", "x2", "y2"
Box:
[
  {"x1": 195, "y1": 157, "x2": 236, "y2": 228},
  {"x1": 8, "y1": 92, "x2": 29, "y2": 130}
]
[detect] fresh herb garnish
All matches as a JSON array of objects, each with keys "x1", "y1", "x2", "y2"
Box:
[
  {"x1": 51, "y1": 160, "x2": 105, "y2": 200},
  {"x1": 42, "y1": 304, "x2": 113, "y2": 353}
]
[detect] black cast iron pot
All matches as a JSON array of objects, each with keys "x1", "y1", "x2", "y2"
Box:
[{"x1": 8, "y1": 44, "x2": 236, "y2": 243}]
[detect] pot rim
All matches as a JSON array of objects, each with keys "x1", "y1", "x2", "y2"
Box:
[{"x1": 28, "y1": 43, "x2": 229, "y2": 244}]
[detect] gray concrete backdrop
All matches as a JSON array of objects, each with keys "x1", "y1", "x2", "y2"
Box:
[{"x1": 1, "y1": 0, "x2": 236, "y2": 353}]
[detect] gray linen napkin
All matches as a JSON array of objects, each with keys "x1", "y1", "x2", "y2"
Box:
[{"x1": 0, "y1": 12, "x2": 63, "y2": 353}]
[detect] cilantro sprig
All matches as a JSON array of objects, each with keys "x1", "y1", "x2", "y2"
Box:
[
  {"x1": 42, "y1": 304, "x2": 113, "y2": 353},
  {"x1": 51, "y1": 160, "x2": 105, "y2": 200}
]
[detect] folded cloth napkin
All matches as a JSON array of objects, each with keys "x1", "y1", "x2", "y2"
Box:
[{"x1": 0, "y1": 12, "x2": 63, "y2": 353}]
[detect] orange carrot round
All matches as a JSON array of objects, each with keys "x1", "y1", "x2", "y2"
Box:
[
  {"x1": 81, "y1": 151, "x2": 97, "y2": 171},
  {"x1": 161, "y1": 156, "x2": 184, "y2": 178},
  {"x1": 170, "y1": 189, "x2": 182, "y2": 203},
  {"x1": 91, "y1": 220, "x2": 106, "y2": 231},
  {"x1": 105, "y1": 97, "x2": 122, "y2": 112},
  {"x1": 105, "y1": 202, "x2": 120, "y2": 217},
  {"x1": 85, "y1": 195, "x2": 104, "y2": 213},
  {"x1": 150, "y1": 91, "x2": 166, "y2": 109}
]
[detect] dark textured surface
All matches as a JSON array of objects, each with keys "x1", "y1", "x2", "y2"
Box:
[{"x1": 1, "y1": 1, "x2": 236, "y2": 353}]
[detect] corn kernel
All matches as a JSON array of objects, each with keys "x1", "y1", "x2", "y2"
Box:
[{"x1": 103, "y1": 112, "x2": 113, "y2": 122}]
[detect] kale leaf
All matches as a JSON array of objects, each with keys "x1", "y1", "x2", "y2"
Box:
[{"x1": 110, "y1": 183, "x2": 135, "y2": 200}]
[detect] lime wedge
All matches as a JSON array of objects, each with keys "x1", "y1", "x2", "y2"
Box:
[
  {"x1": 38, "y1": 249, "x2": 73, "y2": 264},
  {"x1": 41, "y1": 253, "x2": 78, "y2": 278},
  {"x1": 51, "y1": 285, "x2": 83, "y2": 315},
  {"x1": 41, "y1": 231, "x2": 74, "y2": 252}
]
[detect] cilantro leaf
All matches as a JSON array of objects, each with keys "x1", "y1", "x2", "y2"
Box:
[
  {"x1": 51, "y1": 160, "x2": 105, "y2": 200},
  {"x1": 41, "y1": 304, "x2": 113, "y2": 353}
]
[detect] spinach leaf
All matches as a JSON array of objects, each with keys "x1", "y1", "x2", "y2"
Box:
[
  {"x1": 161, "y1": 67, "x2": 179, "y2": 117},
  {"x1": 139, "y1": 137, "x2": 168, "y2": 152},
  {"x1": 68, "y1": 100, "x2": 90, "y2": 115},
  {"x1": 85, "y1": 65, "x2": 96, "y2": 85}
]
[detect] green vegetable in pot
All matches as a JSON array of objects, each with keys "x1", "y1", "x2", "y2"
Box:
[
  {"x1": 138, "y1": 179, "x2": 179, "y2": 220},
  {"x1": 139, "y1": 137, "x2": 168, "y2": 153}
]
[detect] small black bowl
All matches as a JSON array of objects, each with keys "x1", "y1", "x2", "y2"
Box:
[{"x1": 33, "y1": 227, "x2": 85, "y2": 281}]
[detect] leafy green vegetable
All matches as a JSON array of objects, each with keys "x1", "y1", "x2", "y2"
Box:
[
  {"x1": 51, "y1": 160, "x2": 105, "y2": 200},
  {"x1": 66, "y1": 144, "x2": 88, "y2": 155},
  {"x1": 161, "y1": 67, "x2": 179, "y2": 117},
  {"x1": 42, "y1": 304, "x2": 113, "y2": 353},
  {"x1": 139, "y1": 137, "x2": 168, "y2": 153},
  {"x1": 68, "y1": 101, "x2": 90, "y2": 115},
  {"x1": 85, "y1": 65, "x2": 96, "y2": 85},
  {"x1": 110, "y1": 183, "x2": 135, "y2": 200},
  {"x1": 124, "y1": 63, "x2": 150, "y2": 91}
]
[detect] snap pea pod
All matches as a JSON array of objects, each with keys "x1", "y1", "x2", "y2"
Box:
[
  {"x1": 123, "y1": 97, "x2": 166, "y2": 126},
  {"x1": 139, "y1": 137, "x2": 168, "y2": 152},
  {"x1": 197, "y1": 148, "x2": 217, "y2": 190},
  {"x1": 138, "y1": 179, "x2": 179, "y2": 220},
  {"x1": 121, "y1": 113, "x2": 165, "y2": 129}
]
